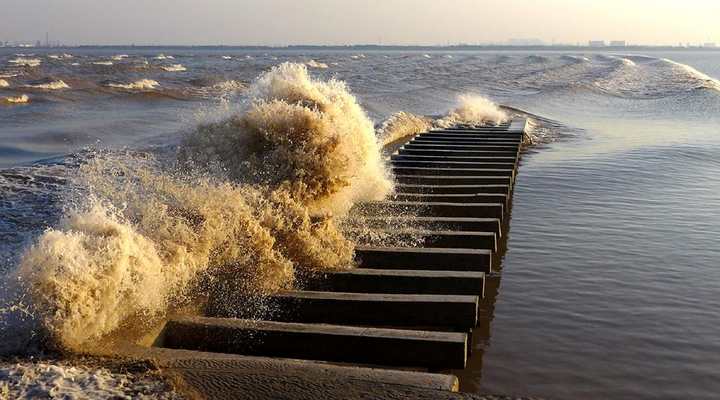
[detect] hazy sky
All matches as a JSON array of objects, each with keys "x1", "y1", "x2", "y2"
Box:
[{"x1": 2, "y1": 0, "x2": 720, "y2": 46}]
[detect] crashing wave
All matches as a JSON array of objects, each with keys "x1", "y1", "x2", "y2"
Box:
[
  {"x1": 17, "y1": 62, "x2": 391, "y2": 351},
  {"x1": 111, "y1": 54, "x2": 129, "y2": 61},
  {"x1": 0, "y1": 79, "x2": 8, "y2": 88},
  {"x1": 436, "y1": 94, "x2": 508, "y2": 127},
  {"x1": 47, "y1": 54, "x2": 73, "y2": 60},
  {"x1": 221, "y1": 56, "x2": 232, "y2": 60},
  {"x1": 92, "y1": 61, "x2": 114, "y2": 66},
  {"x1": 154, "y1": 54, "x2": 174, "y2": 60},
  {"x1": 378, "y1": 111, "x2": 432, "y2": 146}
]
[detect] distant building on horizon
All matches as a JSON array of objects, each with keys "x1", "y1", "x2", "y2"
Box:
[
  {"x1": 610, "y1": 40, "x2": 626, "y2": 47},
  {"x1": 589, "y1": 40, "x2": 606, "y2": 47},
  {"x1": 703, "y1": 42, "x2": 717, "y2": 48}
]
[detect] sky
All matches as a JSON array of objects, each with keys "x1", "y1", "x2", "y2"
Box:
[{"x1": 2, "y1": 0, "x2": 720, "y2": 46}]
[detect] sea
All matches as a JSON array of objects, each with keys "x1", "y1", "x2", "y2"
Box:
[{"x1": 1, "y1": 48, "x2": 719, "y2": 399}]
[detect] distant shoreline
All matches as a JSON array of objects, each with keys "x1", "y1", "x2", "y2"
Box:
[{"x1": 2, "y1": 44, "x2": 720, "y2": 52}]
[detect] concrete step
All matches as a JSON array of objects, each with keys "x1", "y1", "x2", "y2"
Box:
[
  {"x1": 355, "y1": 200, "x2": 504, "y2": 219},
  {"x1": 265, "y1": 290, "x2": 479, "y2": 329},
  {"x1": 350, "y1": 216, "x2": 502, "y2": 238},
  {"x1": 404, "y1": 143, "x2": 519, "y2": 151},
  {"x1": 304, "y1": 268, "x2": 485, "y2": 296},
  {"x1": 394, "y1": 183, "x2": 510, "y2": 195},
  {"x1": 398, "y1": 148, "x2": 518, "y2": 157},
  {"x1": 160, "y1": 316, "x2": 469, "y2": 369},
  {"x1": 392, "y1": 166, "x2": 514, "y2": 178},
  {"x1": 391, "y1": 160, "x2": 516, "y2": 169},
  {"x1": 413, "y1": 135, "x2": 521, "y2": 143},
  {"x1": 348, "y1": 227, "x2": 497, "y2": 251},
  {"x1": 395, "y1": 174, "x2": 512, "y2": 186},
  {"x1": 390, "y1": 192, "x2": 508, "y2": 206},
  {"x1": 120, "y1": 346, "x2": 463, "y2": 399},
  {"x1": 391, "y1": 154, "x2": 518, "y2": 164},
  {"x1": 355, "y1": 246, "x2": 493, "y2": 273}
]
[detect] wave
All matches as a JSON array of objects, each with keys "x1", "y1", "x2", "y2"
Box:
[
  {"x1": 0, "y1": 79, "x2": 8, "y2": 88},
  {"x1": 160, "y1": 64, "x2": 187, "y2": 72},
  {"x1": 221, "y1": 56, "x2": 232, "y2": 60},
  {"x1": 436, "y1": 94, "x2": 508, "y2": 127},
  {"x1": 25, "y1": 80, "x2": 70, "y2": 90},
  {"x1": 105, "y1": 79, "x2": 160, "y2": 90},
  {"x1": 154, "y1": 54, "x2": 174, "y2": 60},
  {"x1": 378, "y1": 111, "x2": 432, "y2": 146},
  {"x1": 305, "y1": 59, "x2": 328, "y2": 69},
  {"x1": 15, "y1": 62, "x2": 391, "y2": 351},
  {"x1": 111, "y1": 55, "x2": 129, "y2": 61},
  {"x1": 9, "y1": 58, "x2": 42, "y2": 67},
  {"x1": 661, "y1": 58, "x2": 720, "y2": 91},
  {"x1": 47, "y1": 54, "x2": 73, "y2": 60},
  {"x1": 2, "y1": 94, "x2": 30, "y2": 104},
  {"x1": 0, "y1": 72, "x2": 19, "y2": 78},
  {"x1": 92, "y1": 61, "x2": 114, "y2": 66}
]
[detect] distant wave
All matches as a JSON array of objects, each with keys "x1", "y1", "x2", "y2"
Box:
[
  {"x1": 105, "y1": 79, "x2": 159, "y2": 90},
  {"x1": 154, "y1": 54, "x2": 174, "y2": 60},
  {"x1": 47, "y1": 54, "x2": 73, "y2": 60},
  {"x1": 2, "y1": 94, "x2": 30, "y2": 104},
  {"x1": 25, "y1": 80, "x2": 70, "y2": 90},
  {"x1": 305, "y1": 59, "x2": 328, "y2": 69},
  {"x1": 662, "y1": 58, "x2": 720, "y2": 91},
  {"x1": 92, "y1": 61, "x2": 114, "y2": 66},
  {"x1": 111, "y1": 54, "x2": 129, "y2": 61},
  {"x1": 8, "y1": 58, "x2": 42, "y2": 67},
  {"x1": 160, "y1": 64, "x2": 187, "y2": 72}
]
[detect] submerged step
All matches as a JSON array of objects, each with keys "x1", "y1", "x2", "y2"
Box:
[
  {"x1": 266, "y1": 290, "x2": 479, "y2": 329},
  {"x1": 355, "y1": 246, "x2": 493, "y2": 273},
  {"x1": 355, "y1": 200, "x2": 504, "y2": 219},
  {"x1": 305, "y1": 268, "x2": 485, "y2": 296},
  {"x1": 352, "y1": 216, "x2": 502, "y2": 237},
  {"x1": 395, "y1": 175, "x2": 512, "y2": 186},
  {"x1": 161, "y1": 316, "x2": 468, "y2": 369}
]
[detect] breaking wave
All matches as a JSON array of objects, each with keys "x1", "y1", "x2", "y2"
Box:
[
  {"x1": 662, "y1": 58, "x2": 720, "y2": 91},
  {"x1": 378, "y1": 111, "x2": 432, "y2": 146},
  {"x1": 0, "y1": 79, "x2": 8, "y2": 88},
  {"x1": 15, "y1": 62, "x2": 392, "y2": 351},
  {"x1": 436, "y1": 94, "x2": 508, "y2": 127}
]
